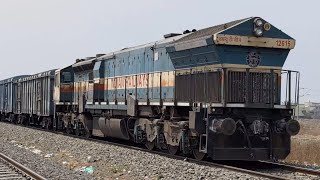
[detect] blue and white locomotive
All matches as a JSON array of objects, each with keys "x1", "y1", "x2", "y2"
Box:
[{"x1": 0, "y1": 17, "x2": 300, "y2": 161}]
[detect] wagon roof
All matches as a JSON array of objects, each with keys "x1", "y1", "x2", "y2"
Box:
[
  {"x1": 17, "y1": 69, "x2": 56, "y2": 82},
  {"x1": 0, "y1": 75, "x2": 29, "y2": 84}
]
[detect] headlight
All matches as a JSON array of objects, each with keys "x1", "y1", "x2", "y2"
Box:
[
  {"x1": 254, "y1": 18, "x2": 263, "y2": 27},
  {"x1": 253, "y1": 18, "x2": 264, "y2": 37},
  {"x1": 254, "y1": 28, "x2": 263, "y2": 37}
]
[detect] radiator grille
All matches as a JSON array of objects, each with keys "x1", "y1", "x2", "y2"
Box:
[
  {"x1": 227, "y1": 71, "x2": 279, "y2": 104},
  {"x1": 176, "y1": 72, "x2": 221, "y2": 103}
]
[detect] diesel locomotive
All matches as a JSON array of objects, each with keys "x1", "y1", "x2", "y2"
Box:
[{"x1": 0, "y1": 17, "x2": 300, "y2": 161}]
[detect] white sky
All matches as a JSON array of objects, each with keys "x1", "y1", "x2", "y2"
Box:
[{"x1": 0, "y1": 0, "x2": 319, "y2": 102}]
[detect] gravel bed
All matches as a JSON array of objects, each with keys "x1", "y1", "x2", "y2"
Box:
[
  {"x1": 0, "y1": 128, "x2": 91, "y2": 179},
  {"x1": 0, "y1": 122, "x2": 269, "y2": 180}
]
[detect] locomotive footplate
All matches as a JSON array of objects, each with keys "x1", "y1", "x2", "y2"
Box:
[
  {"x1": 207, "y1": 148, "x2": 289, "y2": 161},
  {"x1": 206, "y1": 132, "x2": 291, "y2": 160}
]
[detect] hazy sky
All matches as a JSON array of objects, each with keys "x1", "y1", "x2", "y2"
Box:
[{"x1": 0, "y1": 1, "x2": 319, "y2": 102}]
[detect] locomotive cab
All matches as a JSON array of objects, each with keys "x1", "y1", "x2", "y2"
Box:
[
  {"x1": 54, "y1": 66, "x2": 74, "y2": 104},
  {"x1": 53, "y1": 65, "x2": 74, "y2": 130}
]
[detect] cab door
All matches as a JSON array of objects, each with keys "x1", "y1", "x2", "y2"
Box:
[
  {"x1": 54, "y1": 71, "x2": 61, "y2": 103},
  {"x1": 78, "y1": 81, "x2": 84, "y2": 113},
  {"x1": 77, "y1": 76, "x2": 87, "y2": 114}
]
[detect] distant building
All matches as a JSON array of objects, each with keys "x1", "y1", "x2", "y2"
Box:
[
  {"x1": 295, "y1": 101, "x2": 320, "y2": 119},
  {"x1": 294, "y1": 104, "x2": 308, "y2": 119}
]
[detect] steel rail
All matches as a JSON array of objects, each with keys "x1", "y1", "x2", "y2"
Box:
[
  {"x1": 260, "y1": 161, "x2": 320, "y2": 177},
  {"x1": 0, "y1": 153, "x2": 46, "y2": 180}
]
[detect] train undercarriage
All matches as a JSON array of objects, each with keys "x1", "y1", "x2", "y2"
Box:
[
  {"x1": 53, "y1": 103, "x2": 300, "y2": 161},
  {"x1": 0, "y1": 112, "x2": 53, "y2": 129}
]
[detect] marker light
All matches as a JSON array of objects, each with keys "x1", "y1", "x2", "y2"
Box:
[{"x1": 264, "y1": 23, "x2": 271, "y2": 31}]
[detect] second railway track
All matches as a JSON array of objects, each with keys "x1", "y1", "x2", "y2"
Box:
[{"x1": 0, "y1": 153, "x2": 46, "y2": 180}]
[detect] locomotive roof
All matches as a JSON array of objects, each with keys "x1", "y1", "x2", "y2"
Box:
[
  {"x1": 97, "y1": 33, "x2": 189, "y2": 61},
  {"x1": 97, "y1": 17, "x2": 258, "y2": 61},
  {"x1": 93, "y1": 16, "x2": 294, "y2": 64},
  {"x1": 174, "y1": 17, "x2": 251, "y2": 43}
]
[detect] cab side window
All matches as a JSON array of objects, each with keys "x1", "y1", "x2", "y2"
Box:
[
  {"x1": 62, "y1": 72, "x2": 72, "y2": 83},
  {"x1": 89, "y1": 72, "x2": 94, "y2": 83}
]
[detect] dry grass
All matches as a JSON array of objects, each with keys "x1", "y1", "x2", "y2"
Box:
[
  {"x1": 296, "y1": 119, "x2": 320, "y2": 136},
  {"x1": 285, "y1": 119, "x2": 320, "y2": 166}
]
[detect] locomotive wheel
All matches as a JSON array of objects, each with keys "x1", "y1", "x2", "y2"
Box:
[
  {"x1": 46, "y1": 120, "x2": 52, "y2": 130},
  {"x1": 66, "y1": 124, "x2": 73, "y2": 134},
  {"x1": 75, "y1": 126, "x2": 81, "y2": 136},
  {"x1": 145, "y1": 141, "x2": 155, "y2": 151},
  {"x1": 21, "y1": 118, "x2": 28, "y2": 126},
  {"x1": 192, "y1": 147, "x2": 206, "y2": 161},
  {"x1": 66, "y1": 127, "x2": 72, "y2": 134},
  {"x1": 83, "y1": 129, "x2": 91, "y2": 138},
  {"x1": 167, "y1": 145, "x2": 179, "y2": 155}
]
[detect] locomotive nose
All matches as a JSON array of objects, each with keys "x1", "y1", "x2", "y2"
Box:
[{"x1": 286, "y1": 119, "x2": 300, "y2": 136}]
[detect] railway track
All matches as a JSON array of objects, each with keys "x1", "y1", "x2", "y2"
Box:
[
  {"x1": 0, "y1": 153, "x2": 46, "y2": 180},
  {"x1": 2, "y1": 121, "x2": 320, "y2": 180},
  {"x1": 259, "y1": 161, "x2": 320, "y2": 178},
  {"x1": 218, "y1": 160, "x2": 320, "y2": 179}
]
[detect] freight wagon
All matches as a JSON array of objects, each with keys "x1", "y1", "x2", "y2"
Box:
[
  {"x1": 12, "y1": 70, "x2": 56, "y2": 127},
  {"x1": 0, "y1": 76, "x2": 28, "y2": 121}
]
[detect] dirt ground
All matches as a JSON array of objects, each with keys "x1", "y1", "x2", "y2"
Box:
[{"x1": 285, "y1": 119, "x2": 320, "y2": 166}]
